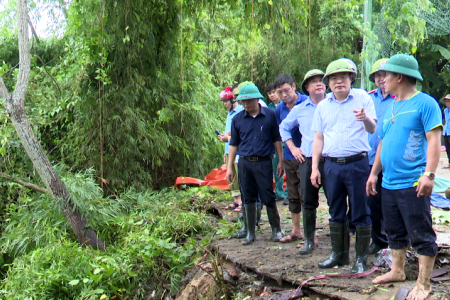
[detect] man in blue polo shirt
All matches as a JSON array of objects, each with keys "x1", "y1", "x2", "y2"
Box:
[
  {"x1": 279, "y1": 69, "x2": 328, "y2": 255},
  {"x1": 367, "y1": 54, "x2": 442, "y2": 300},
  {"x1": 366, "y1": 59, "x2": 395, "y2": 255},
  {"x1": 274, "y1": 74, "x2": 307, "y2": 244},
  {"x1": 227, "y1": 84, "x2": 284, "y2": 245},
  {"x1": 311, "y1": 58, "x2": 376, "y2": 274}
]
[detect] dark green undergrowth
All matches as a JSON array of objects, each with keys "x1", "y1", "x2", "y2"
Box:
[{"x1": 0, "y1": 172, "x2": 231, "y2": 299}]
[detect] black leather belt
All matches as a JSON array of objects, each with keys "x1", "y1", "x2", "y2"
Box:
[
  {"x1": 327, "y1": 152, "x2": 367, "y2": 165},
  {"x1": 241, "y1": 155, "x2": 273, "y2": 162}
]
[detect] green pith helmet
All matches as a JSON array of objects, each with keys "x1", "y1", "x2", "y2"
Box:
[
  {"x1": 233, "y1": 81, "x2": 254, "y2": 96},
  {"x1": 369, "y1": 58, "x2": 389, "y2": 82},
  {"x1": 381, "y1": 54, "x2": 423, "y2": 81},
  {"x1": 301, "y1": 69, "x2": 325, "y2": 95},
  {"x1": 236, "y1": 84, "x2": 264, "y2": 101},
  {"x1": 323, "y1": 58, "x2": 357, "y2": 85}
]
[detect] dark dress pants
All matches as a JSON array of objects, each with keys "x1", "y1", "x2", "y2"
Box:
[{"x1": 323, "y1": 157, "x2": 371, "y2": 226}]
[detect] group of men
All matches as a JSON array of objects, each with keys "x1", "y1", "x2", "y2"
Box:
[{"x1": 218, "y1": 54, "x2": 442, "y2": 300}]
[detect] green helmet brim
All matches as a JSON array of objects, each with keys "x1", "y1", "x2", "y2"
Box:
[{"x1": 382, "y1": 64, "x2": 423, "y2": 81}]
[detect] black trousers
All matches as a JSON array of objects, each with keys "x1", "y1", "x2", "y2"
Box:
[
  {"x1": 238, "y1": 159, "x2": 276, "y2": 208},
  {"x1": 444, "y1": 135, "x2": 450, "y2": 164},
  {"x1": 382, "y1": 187, "x2": 438, "y2": 256},
  {"x1": 368, "y1": 169, "x2": 388, "y2": 246},
  {"x1": 299, "y1": 157, "x2": 326, "y2": 210}
]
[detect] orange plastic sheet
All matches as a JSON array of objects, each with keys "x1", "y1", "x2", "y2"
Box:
[
  {"x1": 175, "y1": 164, "x2": 286, "y2": 191},
  {"x1": 175, "y1": 164, "x2": 230, "y2": 190}
]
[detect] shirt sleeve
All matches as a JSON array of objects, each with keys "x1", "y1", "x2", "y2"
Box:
[
  {"x1": 279, "y1": 106, "x2": 299, "y2": 142},
  {"x1": 229, "y1": 115, "x2": 241, "y2": 146},
  {"x1": 311, "y1": 103, "x2": 323, "y2": 133},
  {"x1": 421, "y1": 97, "x2": 444, "y2": 133}
]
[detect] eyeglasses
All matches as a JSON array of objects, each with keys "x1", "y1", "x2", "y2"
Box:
[
  {"x1": 276, "y1": 87, "x2": 293, "y2": 95},
  {"x1": 329, "y1": 75, "x2": 350, "y2": 82}
]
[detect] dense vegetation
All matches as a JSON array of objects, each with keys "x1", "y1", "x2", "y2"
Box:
[{"x1": 0, "y1": 0, "x2": 449, "y2": 298}]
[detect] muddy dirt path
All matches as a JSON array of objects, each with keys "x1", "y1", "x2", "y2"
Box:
[{"x1": 212, "y1": 152, "x2": 450, "y2": 300}]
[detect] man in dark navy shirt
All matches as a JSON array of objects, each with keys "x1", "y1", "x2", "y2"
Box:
[{"x1": 227, "y1": 84, "x2": 284, "y2": 245}]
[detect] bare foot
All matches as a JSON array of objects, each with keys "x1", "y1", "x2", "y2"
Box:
[
  {"x1": 406, "y1": 282, "x2": 431, "y2": 300},
  {"x1": 372, "y1": 270, "x2": 406, "y2": 284}
]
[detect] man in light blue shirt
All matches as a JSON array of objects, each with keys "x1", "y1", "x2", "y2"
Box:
[
  {"x1": 366, "y1": 59, "x2": 395, "y2": 255},
  {"x1": 311, "y1": 59, "x2": 376, "y2": 274},
  {"x1": 218, "y1": 86, "x2": 244, "y2": 211},
  {"x1": 279, "y1": 69, "x2": 327, "y2": 255},
  {"x1": 441, "y1": 94, "x2": 450, "y2": 168}
]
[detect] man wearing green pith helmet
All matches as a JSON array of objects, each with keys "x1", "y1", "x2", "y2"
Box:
[
  {"x1": 367, "y1": 54, "x2": 442, "y2": 300},
  {"x1": 311, "y1": 58, "x2": 377, "y2": 274},
  {"x1": 279, "y1": 69, "x2": 328, "y2": 255}
]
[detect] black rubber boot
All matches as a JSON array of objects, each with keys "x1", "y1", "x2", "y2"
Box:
[
  {"x1": 299, "y1": 209, "x2": 316, "y2": 255},
  {"x1": 318, "y1": 222, "x2": 349, "y2": 268},
  {"x1": 232, "y1": 206, "x2": 247, "y2": 239},
  {"x1": 242, "y1": 203, "x2": 257, "y2": 245},
  {"x1": 352, "y1": 225, "x2": 371, "y2": 273},
  {"x1": 266, "y1": 205, "x2": 283, "y2": 242},
  {"x1": 256, "y1": 202, "x2": 262, "y2": 229},
  {"x1": 342, "y1": 221, "x2": 350, "y2": 265}
]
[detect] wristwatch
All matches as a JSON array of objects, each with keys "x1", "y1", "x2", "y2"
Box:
[{"x1": 424, "y1": 172, "x2": 435, "y2": 180}]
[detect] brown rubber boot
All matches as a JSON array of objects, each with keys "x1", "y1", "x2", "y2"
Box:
[{"x1": 406, "y1": 255, "x2": 435, "y2": 300}]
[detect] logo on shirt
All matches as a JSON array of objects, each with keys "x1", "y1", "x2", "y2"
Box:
[{"x1": 403, "y1": 130, "x2": 421, "y2": 161}]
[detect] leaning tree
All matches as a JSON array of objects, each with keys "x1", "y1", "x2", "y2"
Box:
[{"x1": 0, "y1": 0, "x2": 105, "y2": 250}]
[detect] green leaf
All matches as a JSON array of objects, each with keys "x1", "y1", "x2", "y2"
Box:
[
  {"x1": 68, "y1": 279, "x2": 79, "y2": 286},
  {"x1": 0, "y1": 147, "x2": 6, "y2": 157},
  {"x1": 127, "y1": 269, "x2": 138, "y2": 277},
  {"x1": 430, "y1": 44, "x2": 450, "y2": 60},
  {"x1": 412, "y1": 46, "x2": 417, "y2": 54}
]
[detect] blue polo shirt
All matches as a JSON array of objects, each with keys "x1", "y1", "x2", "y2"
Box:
[
  {"x1": 380, "y1": 92, "x2": 443, "y2": 190},
  {"x1": 224, "y1": 104, "x2": 244, "y2": 154},
  {"x1": 230, "y1": 105, "x2": 281, "y2": 157},
  {"x1": 368, "y1": 88, "x2": 395, "y2": 165},
  {"x1": 275, "y1": 91, "x2": 307, "y2": 160}
]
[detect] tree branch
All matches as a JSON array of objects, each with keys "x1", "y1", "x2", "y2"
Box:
[
  {"x1": 27, "y1": 13, "x2": 40, "y2": 43},
  {"x1": 0, "y1": 172, "x2": 49, "y2": 194}
]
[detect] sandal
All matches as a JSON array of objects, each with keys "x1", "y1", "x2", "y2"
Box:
[
  {"x1": 224, "y1": 202, "x2": 239, "y2": 210},
  {"x1": 279, "y1": 232, "x2": 303, "y2": 243},
  {"x1": 233, "y1": 205, "x2": 242, "y2": 212},
  {"x1": 443, "y1": 164, "x2": 450, "y2": 169}
]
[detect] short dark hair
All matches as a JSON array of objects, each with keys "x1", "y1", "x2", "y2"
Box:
[
  {"x1": 274, "y1": 74, "x2": 294, "y2": 89},
  {"x1": 265, "y1": 83, "x2": 276, "y2": 93},
  {"x1": 390, "y1": 72, "x2": 417, "y2": 85}
]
